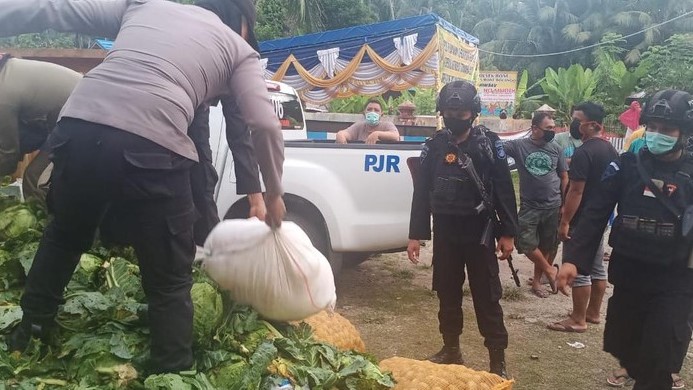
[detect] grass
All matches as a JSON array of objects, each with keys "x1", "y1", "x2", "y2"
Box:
[{"x1": 502, "y1": 285, "x2": 525, "y2": 301}]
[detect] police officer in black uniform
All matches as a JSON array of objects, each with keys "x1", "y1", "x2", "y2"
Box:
[
  {"x1": 558, "y1": 89, "x2": 693, "y2": 390},
  {"x1": 407, "y1": 80, "x2": 518, "y2": 377}
]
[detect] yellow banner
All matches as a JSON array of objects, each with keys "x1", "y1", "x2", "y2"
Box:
[
  {"x1": 437, "y1": 26, "x2": 478, "y2": 89},
  {"x1": 478, "y1": 71, "x2": 518, "y2": 117}
]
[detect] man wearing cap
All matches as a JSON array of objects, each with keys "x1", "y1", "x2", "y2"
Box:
[{"x1": 407, "y1": 80, "x2": 518, "y2": 377}]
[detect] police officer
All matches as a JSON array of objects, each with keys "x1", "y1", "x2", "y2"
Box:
[
  {"x1": 407, "y1": 80, "x2": 518, "y2": 377},
  {"x1": 557, "y1": 90, "x2": 693, "y2": 389},
  {"x1": 3, "y1": 0, "x2": 285, "y2": 375}
]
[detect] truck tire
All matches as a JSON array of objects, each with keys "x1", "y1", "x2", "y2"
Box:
[{"x1": 285, "y1": 211, "x2": 342, "y2": 276}]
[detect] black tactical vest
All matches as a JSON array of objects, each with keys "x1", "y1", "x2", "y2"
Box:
[
  {"x1": 429, "y1": 128, "x2": 494, "y2": 216},
  {"x1": 609, "y1": 152, "x2": 693, "y2": 266}
]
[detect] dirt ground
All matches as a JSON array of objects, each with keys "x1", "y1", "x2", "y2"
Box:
[{"x1": 334, "y1": 239, "x2": 693, "y2": 390}]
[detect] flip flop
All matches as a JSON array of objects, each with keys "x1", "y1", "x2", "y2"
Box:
[
  {"x1": 606, "y1": 370, "x2": 634, "y2": 387},
  {"x1": 672, "y1": 374, "x2": 685, "y2": 390},
  {"x1": 546, "y1": 320, "x2": 587, "y2": 333},
  {"x1": 530, "y1": 288, "x2": 549, "y2": 298}
]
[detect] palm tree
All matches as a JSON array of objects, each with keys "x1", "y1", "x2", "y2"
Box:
[{"x1": 285, "y1": 0, "x2": 325, "y2": 33}]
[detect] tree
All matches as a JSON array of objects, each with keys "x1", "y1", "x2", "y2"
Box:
[
  {"x1": 322, "y1": 0, "x2": 376, "y2": 30},
  {"x1": 638, "y1": 34, "x2": 693, "y2": 94},
  {"x1": 540, "y1": 64, "x2": 597, "y2": 124},
  {"x1": 255, "y1": 0, "x2": 288, "y2": 40}
]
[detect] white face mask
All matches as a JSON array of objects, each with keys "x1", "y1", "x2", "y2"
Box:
[{"x1": 365, "y1": 112, "x2": 380, "y2": 126}]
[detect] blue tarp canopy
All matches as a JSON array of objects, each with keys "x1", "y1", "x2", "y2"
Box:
[{"x1": 260, "y1": 13, "x2": 478, "y2": 74}]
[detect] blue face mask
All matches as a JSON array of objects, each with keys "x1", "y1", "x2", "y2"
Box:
[
  {"x1": 365, "y1": 112, "x2": 380, "y2": 126},
  {"x1": 645, "y1": 131, "x2": 678, "y2": 155}
]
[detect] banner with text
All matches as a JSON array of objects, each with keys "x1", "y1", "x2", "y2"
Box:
[
  {"x1": 437, "y1": 26, "x2": 478, "y2": 88},
  {"x1": 478, "y1": 71, "x2": 517, "y2": 117}
]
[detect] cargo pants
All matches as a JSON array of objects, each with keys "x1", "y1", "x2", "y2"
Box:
[{"x1": 20, "y1": 118, "x2": 196, "y2": 373}]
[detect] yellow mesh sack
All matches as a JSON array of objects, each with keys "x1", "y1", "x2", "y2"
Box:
[
  {"x1": 379, "y1": 357, "x2": 514, "y2": 390},
  {"x1": 300, "y1": 311, "x2": 366, "y2": 352}
]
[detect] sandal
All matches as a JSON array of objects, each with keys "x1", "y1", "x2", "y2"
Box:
[
  {"x1": 606, "y1": 369, "x2": 634, "y2": 387},
  {"x1": 547, "y1": 319, "x2": 587, "y2": 333},
  {"x1": 672, "y1": 373, "x2": 685, "y2": 390}
]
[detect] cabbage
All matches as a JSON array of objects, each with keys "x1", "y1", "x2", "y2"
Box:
[
  {"x1": 0, "y1": 205, "x2": 38, "y2": 240},
  {"x1": 191, "y1": 282, "x2": 224, "y2": 346}
]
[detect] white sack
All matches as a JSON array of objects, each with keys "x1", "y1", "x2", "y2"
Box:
[{"x1": 202, "y1": 218, "x2": 336, "y2": 321}]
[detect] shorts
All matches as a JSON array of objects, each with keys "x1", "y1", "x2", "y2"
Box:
[
  {"x1": 516, "y1": 206, "x2": 560, "y2": 255},
  {"x1": 573, "y1": 235, "x2": 607, "y2": 287}
]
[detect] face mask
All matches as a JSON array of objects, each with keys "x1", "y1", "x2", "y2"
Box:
[
  {"x1": 365, "y1": 112, "x2": 380, "y2": 126},
  {"x1": 569, "y1": 120, "x2": 582, "y2": 140},
  {"x1": 444, "y1": 117, "x2": 473, "y2": 135},
  {"x1": 645, "y1": 131, "x2": 678, "y2": 155},
  {"x1": 542, "y1": 130, "x2": 556, "y2": 143}
]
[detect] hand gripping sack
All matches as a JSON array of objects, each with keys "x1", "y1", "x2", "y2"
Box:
[{"x1": 202, "y1": 218, "x2": 336, "y2": 321}]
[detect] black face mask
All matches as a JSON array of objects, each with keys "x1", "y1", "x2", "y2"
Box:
[
  {"x1": 444, "y1": 117, "x2": 474, "y2": 135},
  {"x1": 569, "y1": 120, "x2": 582, "y2": 140},
  {"x1": 542, "y1": 130, "x2": 556, "y2": 143}
]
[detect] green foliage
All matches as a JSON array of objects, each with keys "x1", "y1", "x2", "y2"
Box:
[
  {"x1": 323, "y1": 0, "x2": 376, "y2": 30},
  {"x1": 638, "y1": 34, "x2": 693, "y2": 94},
  {"x1": 328, "y1": 88, "x2": 437, "y2": 115},
  {"x1": 540, "y1": 64, "x2": 597, "y2": 123},
  {"x1": 0, "y1": 195, "x2": 395, "y2": 390},
  {"x1": 255, "y1": 0, "x2": 289, "y2": 41}
]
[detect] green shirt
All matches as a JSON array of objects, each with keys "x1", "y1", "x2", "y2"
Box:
[
  {"x1": 552, "y1": 131, "x2": 583, "y2": 161},
  {"x1": 0, "y1": 58, "x2": 81, "y2": 176}
]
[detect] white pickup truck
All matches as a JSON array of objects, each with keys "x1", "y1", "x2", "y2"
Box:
[{"x1": 208, "y1": 81, "x2": 422, "y2": 274}]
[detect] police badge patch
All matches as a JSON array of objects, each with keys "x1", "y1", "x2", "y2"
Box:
[{"x1": 494, "y1": 140, "x2": 507, "y2": 160}]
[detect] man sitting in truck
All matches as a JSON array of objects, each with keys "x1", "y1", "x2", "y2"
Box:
[{"x1": 335, "y1": 99, "x2": 400, "y2": 144}]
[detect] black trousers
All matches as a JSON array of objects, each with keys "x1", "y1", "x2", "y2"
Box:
[
  {"x1": 188, "y1": 121, "x2": 220, "y2": 247},
  {"x1": 20, "y1": 118, "x2": 196, "y2": 373},
  {"x1": 432, "y1": 216, "x2": 508, "y2": 350},
  {"x1": 604, "y1": 282, "x2": 693, "y2": 390}
]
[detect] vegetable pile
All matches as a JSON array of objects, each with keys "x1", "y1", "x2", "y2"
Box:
[{"x1": 0, "y1": 196, "x2": 395, "y2": 389}]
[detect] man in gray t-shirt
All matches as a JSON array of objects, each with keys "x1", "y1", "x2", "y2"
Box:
[{"x1": 504, "y1": 113, "x2": 568, "y2": 298}]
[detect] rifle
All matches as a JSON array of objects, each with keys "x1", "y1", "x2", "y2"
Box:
[{"x1": 458, "y1": 154, "x2": 521, "y2": 287}]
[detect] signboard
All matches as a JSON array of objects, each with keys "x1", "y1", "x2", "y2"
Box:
[
  {"x1": 478, "y1": 71, "x2": 517, "y2": 117},
  {"x1": 437, "y1": 27, "x2": 478, "y2": 87}
]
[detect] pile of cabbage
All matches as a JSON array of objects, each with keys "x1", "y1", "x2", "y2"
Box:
[{"x1": 0, "y1": 196, "x2": 394, "y2": 389}]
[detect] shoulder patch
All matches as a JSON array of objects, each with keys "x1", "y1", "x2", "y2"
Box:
[
  {"x1": 601, "y1": 161, "x2": 620, "y2": 181},
  {"x1": 494, "y1": 140, "x2": 507, "y2": 160}
]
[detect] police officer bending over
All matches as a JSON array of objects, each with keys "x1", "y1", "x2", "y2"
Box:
[
  {"x1": 407, "y1": 80, "x2": 518, "y2": 378},
  {"x1": 557, "y1": 90, "x2": 693, "y2": 390}
]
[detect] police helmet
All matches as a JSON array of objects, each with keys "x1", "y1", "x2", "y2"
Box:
[
  {"x1": 436, "y1": 80, "x2": 481, "y2": 114},
  {"x1": 640, "y1": 89, "x2": 693, "y2": 133}
]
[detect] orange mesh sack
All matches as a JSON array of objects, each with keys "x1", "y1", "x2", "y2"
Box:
[
  {"x1": 379, "y1": 357, "x2": 514, "y2": 390},
  {"x1": 302, "y1": 311, "x2": 366, "y2": 352}
]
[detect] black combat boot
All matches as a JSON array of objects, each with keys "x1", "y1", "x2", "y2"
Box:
[
  {"x1": 427, "y1": 333, "x2": 464, "y2": 365},
  {"x1": 489, "y1": 348, "x2": 508, "y2": 379},
  {"x1": 7, "y1": 319, "x2": 57, "y2": 352}
]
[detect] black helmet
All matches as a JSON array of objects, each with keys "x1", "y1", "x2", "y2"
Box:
[
  {"x1": 640, "y1": 89, "x2": 693, "y2": 133},
  {"x1": 436, "y1": 80, "x2": 481, "y2": 114}
]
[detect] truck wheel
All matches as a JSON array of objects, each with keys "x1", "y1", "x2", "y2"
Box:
[{"x1": 285, "y1": 211, "x2": 342, "y2": 276}]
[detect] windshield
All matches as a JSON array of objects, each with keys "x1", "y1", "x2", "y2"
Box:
[{"x1": 269, "y1": 91, "x2": 305, "y2": 131}]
